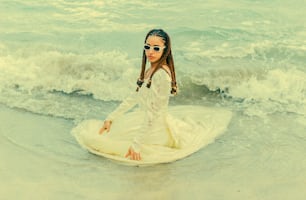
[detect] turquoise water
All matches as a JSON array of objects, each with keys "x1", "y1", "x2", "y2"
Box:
[{"x1": 0, "y1": 0, "x2": 305, "y2": 199}]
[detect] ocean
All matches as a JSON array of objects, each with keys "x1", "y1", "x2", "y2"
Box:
[{"x1": 0, "y1": 0, "x2": 305, "y2": 199}]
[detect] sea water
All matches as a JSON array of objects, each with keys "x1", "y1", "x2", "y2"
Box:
[{"x1": 0, "y1": 0, "x2": 305, "y2": 199}]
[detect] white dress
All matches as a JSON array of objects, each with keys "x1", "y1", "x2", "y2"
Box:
[{"x1": 71, "y1": 69, "x2": 232, "y2": 166}]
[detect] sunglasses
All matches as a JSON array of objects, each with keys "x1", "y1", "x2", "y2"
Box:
[{"x1": 144, "y1": 44, "x2": 165, "y2": 52}]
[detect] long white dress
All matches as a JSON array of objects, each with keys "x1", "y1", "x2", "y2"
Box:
[{"x1": 71, "y1": 69, "x2": 232, "y2": 166}]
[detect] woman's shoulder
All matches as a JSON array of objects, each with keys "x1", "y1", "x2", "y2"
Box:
[
  {"x1": 154, "y1": 65, "x2": 171, "y2": 82},
  {"x1": 161, "y1": 65, "x2": 171, "y2": 77}
]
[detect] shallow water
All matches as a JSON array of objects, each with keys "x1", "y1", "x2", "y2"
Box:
[
  {"x1": 0, "y1": 0, "x2": 306, "y2": 199},
  {"x1": 1, "y1": 104, "x2": 306, "y2": 199}
]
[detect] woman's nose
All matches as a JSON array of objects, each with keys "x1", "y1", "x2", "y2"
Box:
[{"x1": 147, "y1": 50, "x2": 154, "y2": 55}]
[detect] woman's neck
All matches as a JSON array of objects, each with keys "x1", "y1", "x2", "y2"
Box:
[
  {"x1": 145, "y1": 64, "x2": 157, "y2": 79},
  {"x1": 146, "y1": 61, "x2": 166, "y2": 78},
  {"x1": 150, "y1": 62, "x2": 158, "y2": 69}
]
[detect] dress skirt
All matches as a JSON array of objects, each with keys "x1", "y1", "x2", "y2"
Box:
[{"x1": 71, "y1": 105, "x2": 232, "y2": 166}]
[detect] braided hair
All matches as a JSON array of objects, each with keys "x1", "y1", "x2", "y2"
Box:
[{"x1": 136, "y1": 29, "x2": 177, "y2": 95}]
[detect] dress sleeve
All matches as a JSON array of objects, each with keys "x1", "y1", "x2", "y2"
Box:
[
  {"x1": 106, "y1": 91, "x2": 138, "y2": 122},
  {"x1": 132, "y1": 70, "x2": 171, "y2": 152}
]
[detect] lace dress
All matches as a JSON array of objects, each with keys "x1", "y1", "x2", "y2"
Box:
[{"x1": 72, "y1": 69, "x2": 232, "y2": 166}]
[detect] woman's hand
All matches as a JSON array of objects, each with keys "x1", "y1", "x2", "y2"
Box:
[
  {"x1": 125, "y1": 147, "x2": 141, "y2": 161},
  {"x1": 99, "y1": 120, "x2": 112, "y2": 134}
]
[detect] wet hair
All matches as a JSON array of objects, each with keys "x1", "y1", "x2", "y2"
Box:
[{"x1": 136, "y1": 29, "x2": 177, "y2": 95}]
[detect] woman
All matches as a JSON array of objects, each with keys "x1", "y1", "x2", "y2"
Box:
[
  {"x1": 72, "y1": 29, "x2": 232, "y2": 166},
  {"x1": 99, "y1": 29, "x2": 177, "y2": 161}
]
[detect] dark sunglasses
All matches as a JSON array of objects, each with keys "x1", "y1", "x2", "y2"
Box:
[{"x1": 144, "y1": 44, "x2": 165, "y2": 52}]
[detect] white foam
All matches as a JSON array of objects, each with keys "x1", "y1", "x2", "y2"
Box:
[
  {"x1": 230, "y1": 69, "x2": 306, "y2": 104},
  {"x1": 0, "y1": 49, "x2": 138, "y2": 101}
]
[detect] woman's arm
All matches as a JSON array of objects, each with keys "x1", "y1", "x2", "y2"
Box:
[
  {"x1": 106, "y1": 92, "x2": 138, "y2": 122},
  {"x1": 99, "y1": 91, "x2": 138, "y2": 134}
]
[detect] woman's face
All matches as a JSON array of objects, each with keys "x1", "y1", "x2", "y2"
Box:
[{"x1": 144, "y1": 35, "x2": 165, "y2": 64}]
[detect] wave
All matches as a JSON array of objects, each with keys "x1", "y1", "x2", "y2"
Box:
[
  {"x1": 0, "y1": 48, "x2": 139, "y2": 100},
  {"x1": 174, "y1": 27, "x2": 306, "y2": 65},
  {"x1": 0, "y1": 43, "x2": 305, "y2": 119},
  {"x1": 0, "y1": 48, "x2": 138, "y2": 120},
  {"x1": 179, "y1": 67, "x2": 306, "y2": 117}
]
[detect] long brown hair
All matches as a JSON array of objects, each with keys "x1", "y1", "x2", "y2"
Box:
[{"x1": 136, "y1": 29, "x2": 177, "y2": 95}]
